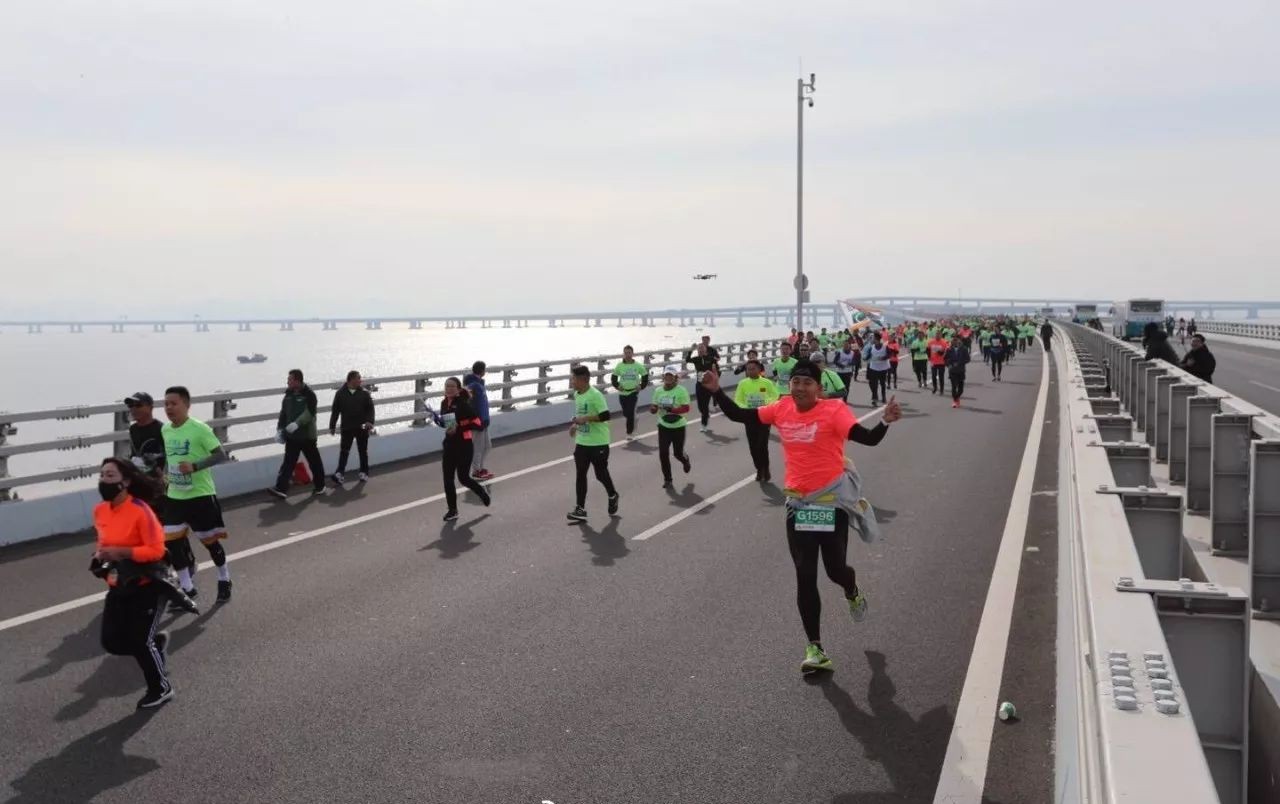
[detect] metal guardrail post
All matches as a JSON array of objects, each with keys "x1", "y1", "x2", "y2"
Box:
[
  {"x1": 112, "y1": 410, "x2": 132, "y2": 460},
  {"x1": 211, "y1": 396, "x2": 237, "y2": 444},
  {"x1": 0, "y1": 421, "x2": 14, "y2": 502},
  {"x1": 500, "y1": 369, "x2": 516, "y2": 412},
  {"x1": 1144, "y1": 365, "x2": 1168, "y2": 444},
  {"x1": 412, "y1": 377, "x2": 429, "y2": 426},
  {"x1": 1101, "y1": 444, "x2": 1152, "y2": 488},
  {"x1": 1154, "y1": 375, "x2": 1177, "y2": 462},
  {"x1": 1210, "y1": 413, "x2": 1254, "y2": 556},
  {"x1": 1186, "y1": 396, "x2": 1220, "y2": 511},
  {"x1": 1168, "y1": 384, "x2": 1197, "y2": 483},
  {"x1": 1252, "y1": 440, "x2": 1280, "y2": 617},
  {"x1": 1097, "y1": 487, "x2": 1183, "y2": 579},
  {"x1": 595, "y1": 358, "x2": 608, "y2": 392},
  {"x1": 536, "y1": 364, "x2": 552, "y2": 406}
]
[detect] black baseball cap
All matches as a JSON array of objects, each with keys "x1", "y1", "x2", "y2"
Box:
[
  {"x1": 124, "y1": 392, "x2": 154, "y2": 407},
  {"x1": 790, "y1": 359, "x2": 822, "y2": 381}
]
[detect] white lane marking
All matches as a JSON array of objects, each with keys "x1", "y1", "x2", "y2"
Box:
[
  {"x1": 1250, "y1": 380, "x2": 1280, "y2": 394},
  {"x1": 932, "y1": 347, "x2": 1051, "y2": 803},
  {"x1": 631, "y1": 404, "x2": 888, "y2": 543},
  {"x1": 0, "y1": 414, "x2": 724, "y2": 634}
]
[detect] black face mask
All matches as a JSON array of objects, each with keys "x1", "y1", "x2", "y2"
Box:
[{"x1": 98, "y1": 481, "x2": 125, "y2": 502}]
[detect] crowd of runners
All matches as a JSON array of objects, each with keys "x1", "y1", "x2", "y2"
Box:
[{"x1": 91, "y1": 316, "x2": 1051, "y2": 706}]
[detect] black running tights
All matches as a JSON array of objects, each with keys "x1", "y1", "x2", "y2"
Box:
[
  {"x1": 786, "y1": 509, "x2": 858, "y2": 643},
  {"x1": 574, "y1": 444, "x2": 617, "y2": 508}
]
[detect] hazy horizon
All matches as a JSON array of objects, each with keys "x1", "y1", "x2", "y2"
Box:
[{"x1": 4, "y1": 1, "x2": 1278, "y2": 319}]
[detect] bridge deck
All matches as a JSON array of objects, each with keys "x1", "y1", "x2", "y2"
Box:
[{"x1": 1, "y1": 352, "x2": 1053, "y2": 804}]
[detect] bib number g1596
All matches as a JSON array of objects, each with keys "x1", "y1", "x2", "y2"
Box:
[{"x1": 793, "y1": 504, "x2": 836, "y2": 532}]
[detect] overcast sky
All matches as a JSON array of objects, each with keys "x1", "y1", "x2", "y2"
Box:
[{"x1": 3, "y1": 0, "x2": 1278, "y2": 318}]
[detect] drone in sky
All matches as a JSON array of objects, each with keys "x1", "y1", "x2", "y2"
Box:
[{"x1": 692, "y1": 273, "x2": 718, "y2": 281}]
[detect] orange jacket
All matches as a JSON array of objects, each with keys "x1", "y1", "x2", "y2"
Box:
[
  {"x1": 927, "y1": 338, "x2": 949, "y2": 366},
  {"x1": 93, "y1": 495, "x2": 166, "y2": 585}
]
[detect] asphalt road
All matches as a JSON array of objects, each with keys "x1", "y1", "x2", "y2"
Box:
[
  {"x1": 1183, "y1": 337, "x2": 1280, "y2": 416},
  {"x1": 1, "y1": 350, "x2": 1051, "y2": 804}
]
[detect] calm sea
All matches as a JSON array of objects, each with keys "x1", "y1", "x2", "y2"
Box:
[{"x1": 4, "y1": 322, "x2": 783, "y2": 498}]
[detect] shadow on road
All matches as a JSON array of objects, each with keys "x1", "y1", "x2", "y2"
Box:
[
  {"x1": 576, "y1": 518, "x2": 630, "y2": 567},
  {"x1": 255, "y1": 494, "x2": 321, "y2": 527},
  {"x1": 6, "y1": 710, "x2": 161, "y2": 804},
  {"x1": 701, "y1": 430, "x2": 738, "y2": 446},
  {"x1": 760, "y1": 482, "x2": 787, "y2": 508},
  {"x1": 817, "y1": 651, "x2": 957, "y2": 804},
  {"x1": 958, "y1": 406, "x2": 1003, "y2": 415},
  {"x1": 622, "y1": 439, "x2": 657, "y2": 456},
  {"x1": 422, "y1": 514, "x2": 490, "y2": 559},
  {"x1": 18, "y1": 614, "x2": 103, "y2": 684},
  {"x1": 315, "y1": 483, "x2": 369, "y2": 508},
  {"x1": 666, "y1": 483, "x2": 704, "y2": 508}
]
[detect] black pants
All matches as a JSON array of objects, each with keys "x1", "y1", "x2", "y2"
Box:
[
  {"x1": 887, "y1": 363, "x2": 898, "y2": 388},
  {"x1": 991, "y1": 355, "x2": 1005, "y2": 378},
  {"x1": 442, "y1": 438, "x2": 488, "y2": 511},
  {"x1": 275, "y1": 438, "x2": 325, "y2": 492},
  {"x1": 1042, "y1": 337, "x2": 1052, "y2": 353},
  {"x1": 619, "y1": 393, "x2": 639, "y2": 435},
  {"x1": 694, "y1": 383, "x2": 712, "y2": 427},
  {"x1": 101, "y1": 584, "x2": 170, "y2": 694},
  {"x1": 574, "y1": 444, "x2": 617, "y2": 507},
  {"x1": 336, "y1": 429, "x2": 370, "y2": 474},
  {"x1": 785, "y1": 509, "x2": 858, "y2": 643},
  {"x1": 657, "y1": 426, "x2": 689, "y2": 481},
  {"x1": 745, "y1": 421, "x2": 771, "y2": 473},
  {"x1": 950, "y1": 369, "x2": 965, "y2": 401},
  {"x1": 866, "y1": 369, "x2": 887, "y2": 402},
  {"x1": 930, "y1": 364, "x2": 946, "y2": 393},
  {"x1": 836, "y1": 373, "x2": 853, "y2": 400},
  {"x1": 912, "y1": 359, "x2": 928, "y2": 387}
]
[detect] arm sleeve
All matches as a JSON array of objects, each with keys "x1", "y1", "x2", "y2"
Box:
[
  {"x1": 329, "y1": 392, "x2": 341, "y2": 430},
  {"x1": 610, "y1": 372, "x2": 620, "y2": 389},
  {"x1": 294, "y1": 390, "x2": 317, "y2": 428},
  {"x1": 713, "y1": 389, "x2": 759, "y2": 424},
  {"x1": 365, "y1": 393, "x2": 376, "y2": 425},
  {"x1": 640, "y1": 373, "x2": 650, "y2": 390},
  {"x1": 848, "y1": 421, "x2": 889, "y2": 446},
  {"x1": 130, "y1": 506, "x2": 167, "y2": 563},
  {"x1": 277, "y1": 398, "x2": 288, "y2": 431}
]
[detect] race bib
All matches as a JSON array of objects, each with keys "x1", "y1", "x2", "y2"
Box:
[
  {"x1": 167, "y1": 466, "x2": 192, "y2": 489},
  {"x1": 746, "y1": 393, "x2": 765, "y2": 408},
  {"x1": 442, "y1": 412, "x2": 456, "y2": 429},
  {"x1": 793, "y1": 503, "x2": 837, "y2": 532}
]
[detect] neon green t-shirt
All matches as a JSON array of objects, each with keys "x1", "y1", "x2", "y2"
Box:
[
  {"x1": 771, "y1": 357, "x2": 798, "y2": 392},
  {"x1": 573, "y1": 387, "x2": 612, "y2": 446},
  {"x1": 909, "y1": 339, "x2": 928, "y2": 360},
  {"x1": 735, "y1": 376, "x2": 779, "y2": 409},
  {"x1": 651, "y1": 384, "x2": 691, "y2": 429},
  {"x1": 610, "y1": 360, "x2": 648, "y2": 396},
  {"x1": 163, "y1": 418, "x2": 222, "y2": 500},
  {"x1": 820, "y1": 369, "x2": 846, "y2": 397}
]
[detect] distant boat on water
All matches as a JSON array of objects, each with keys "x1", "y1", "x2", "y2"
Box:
[{"x1": 236, "y1": 353, "x2": 268, "y2": 364}]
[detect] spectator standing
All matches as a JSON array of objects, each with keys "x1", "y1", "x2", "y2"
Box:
[
  {"x1": 464, "y1": 361, "x2": 494, "y2": 480},
  {"x1": 329, "y1": 370, "x2": 375, "y2": 484},
  {"x1": 268, "y1": 369, "x2": 326, "y2": 499}
]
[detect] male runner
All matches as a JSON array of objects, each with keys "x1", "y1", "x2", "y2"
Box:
[
  {"x1": 610, "y1": 345, "x2": 650, "y2": 440},
  {"x1": 683, "y1": 342, "x2": 719, "y2": 433},
  {"x1": 702, "y1": 362, "x2": 902, "y2": 673},
  {"x1": 771, "y1": 342, "x2": 799, "y2": 395},
  {"x1": 989, "y1": 328, "x2": 1009, "y2": 381},
  {"x1": 832, "y1": 340, "x2": 857, "y2": 400},
  {"x1": 649, "y1": 365, "x2": 693, "y2": 489},
  {"x1": 161, "y1": 386, "x2": 232, "y2": 603},
  {"x1": 734, "y1": 359, "x2": 779, "y2": 481},
  {"x1": 927, "y1": 331, "x2": 949, "y2": 395},
  {"x1": 566, "y1": 365, "x2": 619, "y2": 522},
  {"x1": 812, "y1": 353, "x2": 847, "y2": 399}
]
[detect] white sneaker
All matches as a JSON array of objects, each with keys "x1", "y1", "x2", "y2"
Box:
[
  {"x1": 358, "y1": 472, "x2": 369, "y2": 482},
  {"x1": 332, "y1": 472, "x2": 345, "y2": 484}
]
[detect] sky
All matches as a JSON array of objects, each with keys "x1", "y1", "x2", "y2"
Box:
[{"x1": 2, "y1": 0, "x2": 1278, "y2": 318}]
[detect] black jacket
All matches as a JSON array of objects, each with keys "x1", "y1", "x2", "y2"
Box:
[
  {"x1": 1181, "y1": 346, "x2": 1216, "y2": 382},
  {"x1": 329, "y1": 386, "x2": 375, "y2": 433},
  {"x1": 1144, "y1": 332, "x2": 1179, "y2": 365}
]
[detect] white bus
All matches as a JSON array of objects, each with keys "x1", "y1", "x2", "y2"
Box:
[
  {"x1": 1112, "y1": 299, "x2": 1165, "y2": 340},
  {"x1": 1071, "y1": 303, "x2": 1098, "y2": 323}
]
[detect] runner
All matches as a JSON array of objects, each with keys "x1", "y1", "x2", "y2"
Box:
[
  {"x1": 124, "y1": 392, "x2": 166, "y2": 515},
  {"x1": 927, "y1": 330, "x2": 949, "y2": 395},
  {"x1": 430, "y1": 377, "x2": 492, "y2": 521},
  {"x1": 908, "y1": 330, "x2": 929, "y2": 389},
  {"x1": 732, "y1": 348, "x2": 760, "y2": 376},
  {"x1": 989, "y1": 328, "x2": 1009, "y2": 381},
  {"x1": 945, "y1": 335, "x2": 970, "y2": 408},
  {"x1": 701, "y1": 362, "x2": 902, "y2": 674},
  {"x1": 463, "y1": 361, "x2": 494, "y2": 481},
  {"x1": 683, "y1": 341, "x2": 719, "y2": 433},
  {"x1": 566, "y1": 365, "x2": 620, "y2": 522},
  {"x1": 268, "y1": 369, "x2": 326, "y2": 499},
  {"x1": 1040, "y1": 321, "x2": 1054, "y2": 353},
  {"x1": 812, "y1": 353, "x2": 847, "y2": 399},
  {"x1": 649, "y1": 365, "x2": 693, "y2": 489},
  {"x1": 91, "y1": 457, "x2": 175, "y2": 709},
  {"x1": 733, "y1": 358, "x2": 779, "y2": 481},
  {"x1": 610, "y1": 345, "x2": 650, "y2": 440},
  {"x1": 863, "y1": 332, "x2": 891, "y2": 406},
  {"x1": 161, "y1": 386, "x2": 233, "y2": 604},
  {"x1": 885, "y1": 334, "x2": 901, "y2": 391},
  {"x1": 832, "y1": 340, "x2": 857, "y2": 400},
  {"x1": 979, "y1": 325, "x2": 992, "y2": 364},
  {"x1": 771, "y1": 342, "x2": 798, "y2": 395},
  {"x1": 329, "y1": 370, "x2": 375, "y2": 484}
]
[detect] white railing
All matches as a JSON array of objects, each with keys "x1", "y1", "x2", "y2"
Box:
[
  {"x1": 0, "y1": 340, "x2": 783, "y2": 501},
  {"x1": 1197, "y1": 321, "x2": 1280, "y2": 341}
]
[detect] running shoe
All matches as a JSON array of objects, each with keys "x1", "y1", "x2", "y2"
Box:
[
  {"x1": 170, "y1": 587, "x2": 196, "y2": 614},
  {"x1": 607, "y1": 493, "x2": 620, "y2": 516},
  {"x1": 952, "y1": 400, "x2": 959, "y2": 408},
  {"x1": 476, "y1": 469, "x2": 495, "y2": 480},
  {"x1": 761, "y1": 469, "x2": 772, "y2": 483},
  {"x1": 680, "y1": 455, "x2": 692, "y2": 474},
  {"x1": 480, "y1": 488, "x2": 492, "y2": 507},
  {"x1": 137, "y1": 686, "x2": 175, "y2": 710},
  {"x1": 801, "y1": 643, "x2": 833, "y2": 674},
  {"x1": 332, "y1": 472, "x2": 345, "y2": 485},
  {"x1": 848, "y1": 590, "x2": 869, "y2": 623},
  {"x1": 311, "y1": 487, "x2": 327, "y2": 498},
  {"x1": 443, "y1": 509, "x2": 459, "y2": 521},
  {"x1": 217, "y1": 580, "x2": 233, "y2": 603},
  {"x1": 470, "y1": 469, "x2": 484, "y2": 479},
  {"x1": 566, "y1": 507, "x2": 588, "y2": 522},
  {"x1": 267, "y1": 487, "x2": 287, "y2": 500},
  {"x1": 358, "y1": 472, "x2": 369, "y2": 482},
  {"x1": 662, "y1": 480, "x2": 675, "y2": 490}
]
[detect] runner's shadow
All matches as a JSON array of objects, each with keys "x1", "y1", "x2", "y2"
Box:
[
  {"x1": 6, "y1": 711, "x2": 161, "y2": 804},
  {"x1": 316, "y1": 484, "x2": 368, "y2": 507},
  {"x1": 702, "y1": 431, "x2": 738, "y2": 445},
  {"x1": 760, "y1": 482, "x2": 787, "y2": 508},
  {"x1": 999, "y1": 380, "x2": 1036, "y2": 386},
  {"x1": 421, "y1": 514, "x2": 489, "y2": 559},
  {"x1": 577, "y1": 518, "x2": 630, "y2": 567},
  {"x1": 18, "y1": 612, "x2": 104, "y2": 683},
  {"x1": 255, "y1": 495, "x2": 318, "y2": 527},
  {"x1": 55, "y1": 603, "x2": 220, "y2": 722},
  {"x1": 666, "y1": 483, "x2": 704, "y2": 507},
  {"x1": 959, "y1": 406, "x2": 1003, "y2": 415},
  {"x1": 818, "y1": 651, "x2": 955, "y2": 803},
  {"x1": 622, "y1": 440, "x2": 657, "y2": 455}
]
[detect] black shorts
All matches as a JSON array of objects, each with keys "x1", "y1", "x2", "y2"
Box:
[{"x1": 162, "y1": 495, "x2": 227, "y2": 543}]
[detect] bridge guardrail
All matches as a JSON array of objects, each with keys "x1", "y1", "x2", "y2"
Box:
[
  {"x1": 1197, "y1": 321, "x2": 1280, "y2": 342},
  {"x1": 1062, "y1": 322, "x2": 1271, "y2": 804},
  {"x1": 0, "y1": 339, "x2": 784, "y2": 501}
]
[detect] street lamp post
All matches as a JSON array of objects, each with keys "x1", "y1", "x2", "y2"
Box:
[{"x1": 796, "y1": 72, "x2": 815, "y2": 332}]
